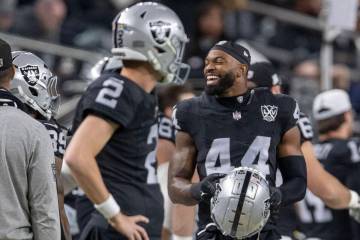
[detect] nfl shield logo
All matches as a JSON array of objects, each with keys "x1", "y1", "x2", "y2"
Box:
[
  {"x1": 20, "y1": 65, "x2": 40, "y2": 86},
  {"x1": 232, "y1": 111, "x2": 242, "y2": 120},
  {"x1": 261, "y1": 105, "x2": 278, "y2": 122}
]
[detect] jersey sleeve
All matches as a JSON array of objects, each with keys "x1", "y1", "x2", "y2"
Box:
[
  {"x1": 80, "y1": 76, "x2": 141, "y2": 128},
  {"x1": 158, "y1": 114, "x2": 175, "y2": 143},
  {"x1": 297, "y1": 112, "x2": 314, "y2": 143},
  {"x1": 279, "y1": 95, "x2": 300, "y2": 136},
  {"x1": 172, "y1": 100, "x2": 194, "y2": 134}
]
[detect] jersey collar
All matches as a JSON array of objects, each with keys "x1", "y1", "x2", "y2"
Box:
[{"x1": 0, "y1": 87, "x2": 27, "y2": 111}]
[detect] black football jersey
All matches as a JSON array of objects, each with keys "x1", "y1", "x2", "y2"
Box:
[
  {"x1": 297, "y1": 138, "x2": 360, "y2": 240},
  {"x1": 158, "y1": 112, "x2": 175, "y2": 143},
  {"x1": 41, "y1": 118, "x2": 68, "y2": 158},
  {"x1": 173, "y1": 89, "x2": 300, "y2": 232},
  {"x1": 72, "y1": 73, "x2": 163, "y2": 237}
]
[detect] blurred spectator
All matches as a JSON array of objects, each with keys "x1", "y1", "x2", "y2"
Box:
[
  {"x1": 185, "y1": 0, "x2": 231, "y2": 78},
  {"x1": 0, "y1": 0, "x2": 17, "y2": 32},
  {"x1": 62, "y1": 0, "x2": 123, "y2": 47},
  {"x1": 332, "y1": 64, "x2": 351, "y2": 91},
  {"x1": 290, "y1": 59, "x2": 360, "y2": 116},
  {"x1": 10, "y1": 0, "x2": 73, "y2": 85},
  {"x1": 293, "y1": 0, "x2": 322, "y2": 16},
  {"x1": 290, "y1": 59, "x2": 321, "y2": 116},
  {"x1": 12, "y1": 0, "x2": 66, "y2": 43},
  {"x1": 269, "y1": 0, "x2": 322, "y2": 57}
]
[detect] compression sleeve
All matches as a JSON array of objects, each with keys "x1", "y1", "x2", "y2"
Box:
[{"x1": 278, "y1": 155, "x2": 307, "y2": 206}]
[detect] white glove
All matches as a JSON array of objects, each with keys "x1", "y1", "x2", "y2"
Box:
[{"x1": 348, "y1": 190, "x2": 360, "y2": 223}]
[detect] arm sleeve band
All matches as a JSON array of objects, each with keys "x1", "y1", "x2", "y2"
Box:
[{"x1": 278, "y1": 155, "x2": 307, "y2": 206}]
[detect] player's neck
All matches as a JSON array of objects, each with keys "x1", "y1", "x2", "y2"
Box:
[
  {"x1": 120, "y1": 67, "x2": 158, "y2": 93},
  {"x1": 319, "y1": 126, "x2": 350, "y2": 141},
  {"x1": 0, "y1": 81, "x2": 10, "y2": 90},
  {"x1": 219, "y1": 87, "x2": 248, "y2": 98}
]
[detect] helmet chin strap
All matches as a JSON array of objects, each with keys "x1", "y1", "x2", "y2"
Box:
[{"x1": 16, "y1": 86, "x2": 52, "y2": 120}]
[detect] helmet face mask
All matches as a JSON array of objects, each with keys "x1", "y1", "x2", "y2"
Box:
[
  {"x1": 111, "y1": 2, "x2": 190, "y2": 84},
  {"x1": 10, "y1": 51, "x2": 59, "y2": 119},
  {"x1": 211, "y1": 167, "x2": 270, "y2": 239}
]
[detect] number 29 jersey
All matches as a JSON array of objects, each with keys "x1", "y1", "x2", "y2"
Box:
[
  {"x1": 72, "y1": 72, "x2": 163, "y2": 237},
  {"x1": 173, "y1": 89, "x2": 300, "y2": 229}
]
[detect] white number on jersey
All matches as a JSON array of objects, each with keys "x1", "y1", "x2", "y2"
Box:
[
  {"x1": 95, "y1": 78, "x2": 124, "y2": 108},
  {"x1": 205, "y1": 136, "x2": 271, "y2": 177},
  {"x1": 145, "y1": 124, "x2": 158, "y2": 184},
  {"x1": 348, "y1": 140, "x2": 360, "y2": 163},
  {"x1": 297, "y1": 116, "x2": 314, "y2": 140},
  {"x1": 48, "y1": 129, "x2": 66, "y2": 155},
  {"x1": 297, "y1": 189, "x2": 333, "y2": 223},
  {"x1": 159, "y1": 117, "x2": 173, "y2": 139}
]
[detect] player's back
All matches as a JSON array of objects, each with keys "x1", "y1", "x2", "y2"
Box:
[
  {"x1": 72, "y1": 72, "x2": 163, "y2": 236},
  {"x1": 297, "y1": 138, "x2": 360, "y2": 240}
]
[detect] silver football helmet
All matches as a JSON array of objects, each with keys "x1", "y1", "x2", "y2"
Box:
[
  {"x1": 87, "y1": 56, "x2": 123, "y2": 82},
  {"x1": 10, "y1": 51, "x2": 59, "y2": 120},
  {"x1": 111, "y1": 2, "x2": 190, "y2": 84},
  {"x1": 211, "y1": 167, "x2": 271, "y2": 239}
]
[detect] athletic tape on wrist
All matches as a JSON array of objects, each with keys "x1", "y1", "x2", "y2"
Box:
[
  {"x1": 172, "y1": 234, "x2": 193, "y2": 240},
  {"x1": 349, "y1": 190, "x2": 360, "y2": 208},
  {"x1": 94, "y1": 194, "x2": 120, "y2": 219}
]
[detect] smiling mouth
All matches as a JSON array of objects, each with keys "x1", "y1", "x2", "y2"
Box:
[{"x1": 206, "y1": 75, "x2": 220, "y2": 85}]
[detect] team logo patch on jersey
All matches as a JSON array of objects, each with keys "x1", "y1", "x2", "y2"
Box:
[
  {"x1": 149, "y1": 21, "x2": 171, "y2": 44},
  {"x1": 232, "y1": 111, "x2": 242, "y2": 120},
  {"x1": 20, "y1": 65, "x2": 40, "y2": 86},
  {"x1": 261, "y1": 105, "x2": 278, "y2": 122}
]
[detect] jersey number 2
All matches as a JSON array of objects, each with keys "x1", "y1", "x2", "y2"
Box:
[
  {"x1": 205, "y1": 136, "x2": 271, "y2": 176},
  {"x1": 95, "y1": 78, "x2": 124, "y2": 108}
]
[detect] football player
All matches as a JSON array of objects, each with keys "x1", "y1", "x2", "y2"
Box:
[
  {"x1": 247, "y1": 61, "x2": 360, "y2": 238},
  {"x1": 10, "y1": 51, "x2": 71, "y2": 240},
  {"x1": 157, "y1": 84, "x2": 196, "y2": 240},
  {"x1": 168, "y1": 41, "x2": 307, "y2": 240},
  {"x1": 64, "y1": 2, "x2": 189, "y2": 240},
  {"x1": 296, "y1": 89, "x2": 360, "y2": 239}
]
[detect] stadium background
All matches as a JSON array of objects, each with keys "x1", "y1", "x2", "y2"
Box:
[{"x1": 2, "y1": 0, "x2": 360, "y2": 237}]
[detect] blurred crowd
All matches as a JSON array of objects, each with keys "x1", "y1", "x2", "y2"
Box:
[{"x1": 1, "y1": 0, "x2": 360, "y2": 118}]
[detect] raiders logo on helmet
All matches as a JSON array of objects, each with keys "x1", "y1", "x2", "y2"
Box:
[
  {"x1": 149, "y1": 21, "x2": 171, "y2": 44},
  {"x1": 20, "y1": 65, "x2": 40, "y2": 86}
]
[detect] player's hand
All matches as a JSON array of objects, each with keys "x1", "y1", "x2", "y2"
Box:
[
  {"x1": 108, "y1": 212, "x2": 149, "y2": 240},
  {"x1": 196, "y1": 223, "x2": 219, "y2": 240},
  {"x1": 190, "y1": 173, "x2": 226, "y2": 202},
  {"x1": 269, "y1": 186, "x2": 282, "y2": 218}
]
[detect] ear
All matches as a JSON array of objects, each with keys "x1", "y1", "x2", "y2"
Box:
[
  {"x1": 10, "y1": 65, "x2": 16, "y2": 80},
  {"x1": 238, "y1": 64, "x2": 247, "y2": 78},
  {"x1": 164, "y1": 106, "x2": 173, "y2": 118}
]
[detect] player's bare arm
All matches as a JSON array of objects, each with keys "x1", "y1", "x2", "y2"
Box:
[
  {"x1": 65, "y1": 115, "x2": 116, "y2": 203},
  {"x1": 277, "y1": 126, "x2": 307, "y2": 205},
  {"x1": 302, "y1": 141, "x2": 351, "y2": 209},
  {"x1": 168, "y1": 131, "x2": 198, "y2": 206},
  {"x1": 64, "y1": 114, "x2": 149, "y2": 240},
  {"x1": 157, "y1": 138, "x2": 176, "y2": 165}
]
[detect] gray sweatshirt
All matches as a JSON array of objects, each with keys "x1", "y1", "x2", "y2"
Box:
[{"x1": 0, "y1": 107, "x2": 60, "y2": 240}]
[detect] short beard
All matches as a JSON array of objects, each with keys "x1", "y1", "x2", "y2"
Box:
[{"x1": 205, "y1": 72, "x2": 235, "y2": 96}]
